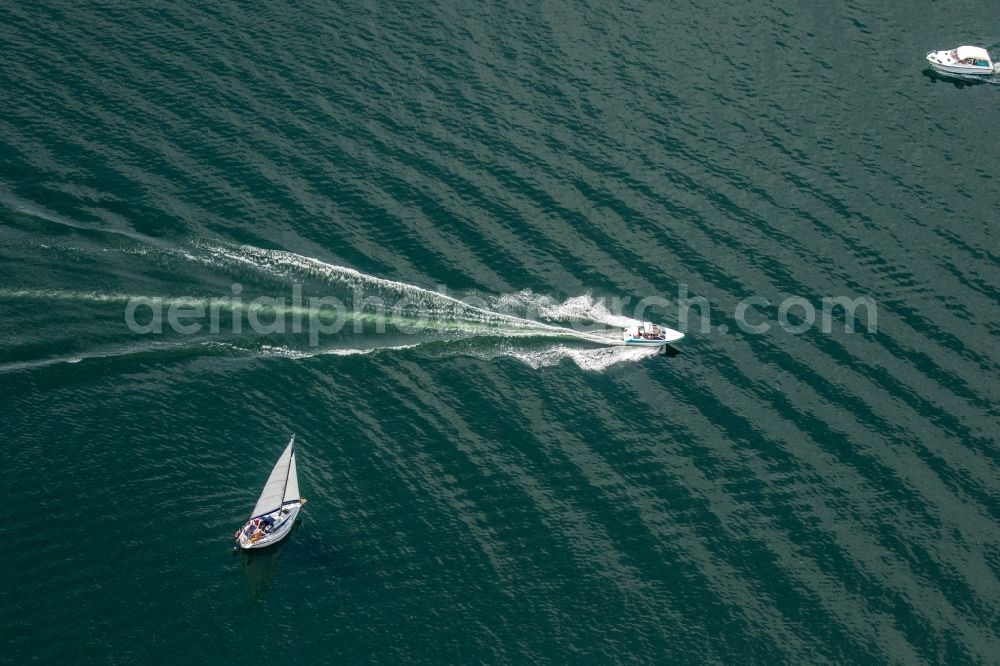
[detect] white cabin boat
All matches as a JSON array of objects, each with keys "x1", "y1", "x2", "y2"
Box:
[
  {"x1": 622, "y1": 321, "x2": 684, "y2": 346},
  {"x1": 926, "y1": 46, "x2": 996, "y2": 76},
  {"x1": 235, "y1": 435, "x2": 307, "y2": 550}
]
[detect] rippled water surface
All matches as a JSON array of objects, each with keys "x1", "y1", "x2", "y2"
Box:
[{"x1": 1, "y1": 2, "x2": 998, "y2": 663}]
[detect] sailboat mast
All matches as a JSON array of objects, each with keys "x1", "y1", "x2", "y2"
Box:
[{"x1": 279, "y1": 434, "x2": 295, "y2": 508}]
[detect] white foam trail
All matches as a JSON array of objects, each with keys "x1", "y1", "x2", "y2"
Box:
[
  {"x1": 0, "y1": 288, "x2": 202, "y2": 306},
  {"x1": 0, "y1": 339, "x2": 425, "y2": 374},
  {"x1": 254, "y1": 343, "x2": 420, "y2": 359},
  {"x1": 0, "y1": 351, "x2": 112, "y2": 374},
  {"x1": 492, "y1": 290, "x2": 642, "y2": 328},
  {"x1": 0, "y1": 288, "x2": 618, "y2": 343},
  {"x1": 543, "y1": 295, "x2": 642, "y2": 328},
  {"x1": 0, "y1": 341, "x2": 194, "y2": 374},
  {"x1": 228, "y1": 340, "x2": 653, "y2": 370},
  {"x1": 457, "y1": 343, "x2": 660, "y2": 371},
  {"x1": 196, "y1": 241, "x2": 620, "y2": 344},
  {"x1": 0, "y1": 191, "x2": 204, "y2": 263}
]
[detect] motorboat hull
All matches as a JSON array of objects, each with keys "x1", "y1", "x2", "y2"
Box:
[
  {"x1": 623, "y1": 337, "x2": 674, "y2": 347},
  {"x1": 237, "y1": 503, "x2": 301, "y2": 550},
  {"x1": 928, "y1": 62, "x2": 994, "y2": 76}
]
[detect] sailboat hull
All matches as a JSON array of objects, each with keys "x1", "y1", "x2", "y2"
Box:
[{"x1": 237, "y1": 503, "x2": 302, "y2": 550}]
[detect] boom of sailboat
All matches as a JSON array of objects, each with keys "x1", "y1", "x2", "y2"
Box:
[{"x1": 234, "y1": 435, "x2": 307, "y2": 550}]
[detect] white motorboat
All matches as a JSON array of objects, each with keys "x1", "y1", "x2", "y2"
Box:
[
  {"x1": 622, "y1": 321, "x2": 684, "y2": 346},
  {"x1": 926, "y1": 45, "x2": 996, "y2": 76},
  {"x1": 235, "y1": 435, "x2": 307, "y2": 550}
]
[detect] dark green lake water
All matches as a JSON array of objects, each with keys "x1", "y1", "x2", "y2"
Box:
[{"x1": 1, "y1": 2, "x2": 998, "y2": 663}]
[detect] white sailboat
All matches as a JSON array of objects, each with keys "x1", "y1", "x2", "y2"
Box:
[{"x1": 235, "y1": 435, "x2": 307, "y2": 550}]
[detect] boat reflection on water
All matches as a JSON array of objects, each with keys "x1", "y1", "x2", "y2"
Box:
[
  {"x1": 239, "y1": 520, "x2": 302, "y2": 599},
  {"x1": 922, "y1": 66, "x2": 996, "y2": 88}
]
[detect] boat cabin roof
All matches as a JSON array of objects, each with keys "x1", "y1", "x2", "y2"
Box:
[{"x1": 956, "y1": 46, "x2": 990, "y2": 63}]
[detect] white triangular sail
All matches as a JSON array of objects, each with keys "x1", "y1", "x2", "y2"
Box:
[{"x1": 250, "y1": 435, "x2": 297, "y2": 519}]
